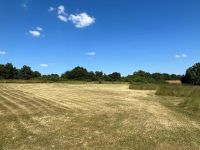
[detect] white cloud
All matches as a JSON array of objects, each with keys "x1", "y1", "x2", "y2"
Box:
[
  {"x1": 58, "y1": 5, "x2": 66, "y2": 15},
  {"x1": 28, "y1": 27, "x2": 44, "y2": 37},
  {"x1": 0, "y1": 50, "x2": 6, "y2": 55},
  {"x1": 29, "y1": 30, "x2": 41, "y2": 37},
  {"x1": 40, "y1": 64, "x2": 48, "y2": 67},
  {"x1": 69, "y1": 12, "x2": 95, "y2": 28},
  {"x1": 36, "y1": 27, "x2": 43, "y2": 31},
  {"x1": 48, "y1": 7, "x2": 55, "y2": 12},
  {"x1": 57, "y1": 15, "x2": 68, "y2": 22},
  {"x1": 175, "y1": 54, "x2": 187, "y2": 58},
  {"x1": 55, "y1": 5, "x2": 95, "y2": 28},
  {"x1": 86, "y1": 52, "x2": 96, "y2": 56}
]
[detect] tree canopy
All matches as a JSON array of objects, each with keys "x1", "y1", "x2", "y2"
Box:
[
  {"x1": 0, "y1": 62, "x2": 184, "y2": 83},
  {"x1": 182, "y1": 63, "x2": 200, "y2": 85}
]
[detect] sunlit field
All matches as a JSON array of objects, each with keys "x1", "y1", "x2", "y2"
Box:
[{"x1": 0, "y1": 83, "x2": 200, "y2": 149}]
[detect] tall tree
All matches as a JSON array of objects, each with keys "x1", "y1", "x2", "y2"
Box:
[
  {"x1": 19, "y1": 65, "x2": 34, "y2": 80},
  {"x1": 182, "y1": 63, "x2": 200, "y2": 85}
]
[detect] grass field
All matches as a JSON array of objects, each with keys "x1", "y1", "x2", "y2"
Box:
[{"x1": 0, "y1": 83, "x2": 200, "y2": 149}]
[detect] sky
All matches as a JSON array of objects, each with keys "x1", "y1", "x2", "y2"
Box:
[{"x1": 0, "y1": 0, "x2": 200, "y2": 75}]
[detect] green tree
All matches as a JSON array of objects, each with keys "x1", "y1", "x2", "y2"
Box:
[
  {"x1": 182, "y1": 63, "x2": 200, "y2": 85},
  {"x1": 42, "y1": 74, "x2": 60, "y2": 81},
  {"x1": 95, "y1": 71, "x2": 104, "y2": 81},
  {"x1": 19, "y1": 65, "x2": 34, "y2": 80},
  {"x1": 32, "y1": 71, "x2": 41, "y2": 78},
  {"x1": 108, "y1": 72, "x2": 121, "y2": 81},
  {"x1": 62, "y1": 66, "x2": 90, "y2": 80},
  {"x1": 2, "y1": 63, "x2": 18, "y2": 79}
]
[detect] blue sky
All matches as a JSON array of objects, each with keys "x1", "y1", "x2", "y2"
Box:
[{"x1": 0, "y1": 0, "x2": 200, "y2": 75}]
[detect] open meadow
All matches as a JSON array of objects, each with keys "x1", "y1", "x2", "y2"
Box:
[{"x1": 0, "y1": 83, "x2": 200, "y2": 150}]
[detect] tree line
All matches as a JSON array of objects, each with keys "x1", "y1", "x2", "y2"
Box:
[{"x1": 0, "y1": 63, "x2": 184, "y2": 83}]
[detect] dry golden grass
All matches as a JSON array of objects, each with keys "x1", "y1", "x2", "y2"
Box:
[{"x1": 0, "y1": 83, "x2": 199, "y2": 149}]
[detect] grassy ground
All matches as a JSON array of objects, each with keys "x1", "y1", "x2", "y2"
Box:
[{"x1": 0, "y1": 83, "x2": 200, "y2": 149}]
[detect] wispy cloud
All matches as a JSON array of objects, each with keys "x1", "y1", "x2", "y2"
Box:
[
  {"x1": 36, "y1": 27, "x2": 43, "y2": 31},
  {"x1": 175, "y1": 54, "x2": 187, "y2": 58},
  {"x1": 0, "y1": 50, "x2": 6, "y2": 55},
  {"x1": 69, "y1": 12, "x2": 95, "y2": 28},
  {"x1": 54, "y1": 5, "x2": 95, "y2": 28},
  {"x1": 21, "y1": 2, "x2": 28, "y2": 9},
  {"x1": 57, "y1": 15, "x2": 68, "y2": 22},
  {"x1": 57, "y1": 5, "x2": 68, "y2": 23},
  {"x1": 58, "y1": 5, "x2": 66, "y2": 15},
  {"x1": 40, "y1": 64, "x2": 48, "y2": 67},
  {"x1": 21, "y1": 0, "x2": 31, "y2": 10},
  {"x1": 48, "y1": 7, "x2": 55, "y2": 12},
  {"x1": 86, "y1": 52, "x2": 96, "y2": 56}
]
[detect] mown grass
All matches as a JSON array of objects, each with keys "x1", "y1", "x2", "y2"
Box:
[{"x1": 1, "y1": 83, "x2": 200, "y2": 149}]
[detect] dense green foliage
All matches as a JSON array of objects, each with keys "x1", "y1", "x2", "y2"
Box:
[
  {"x1": 0, "y1": 63, "x2": 182, "y2": 82},
  {"x1": 61, "y1": 66, "x2": 122, "y2": 81},
  {"x1": 0, "y1": 63, "x2": 41, "y2": 80},
  {"x1": 126, "y1": 70, "x2": 181, "y2": 83},
  {"x1": 182, "y1": 63, "x2": 200, "y2": 85}
]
